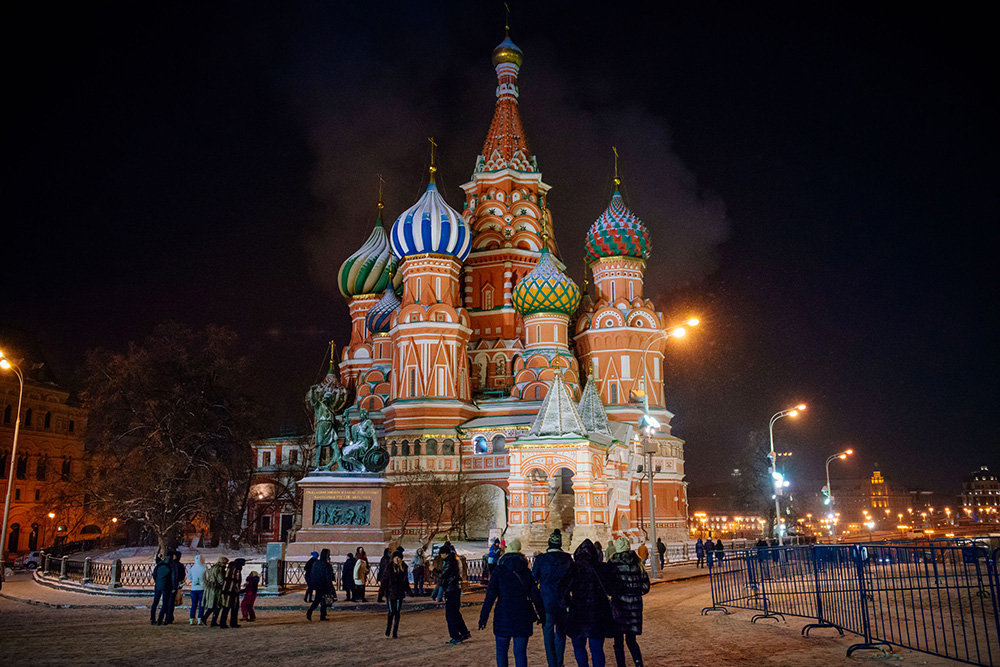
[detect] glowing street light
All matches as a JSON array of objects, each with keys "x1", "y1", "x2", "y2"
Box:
[
  {"x1": 768, "y1": 403, "x2": 806, "y2": 545},
  {"x1": 824, "y1": 448, "x2": 853, "y2": 543},
  {"x1": 0, "y1": 350, "x2": 25, "y2": 582}
]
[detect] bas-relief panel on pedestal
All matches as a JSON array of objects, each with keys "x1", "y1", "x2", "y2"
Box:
[{"x1": 313, "y1": 499, "x2": 371, "y2": 526}]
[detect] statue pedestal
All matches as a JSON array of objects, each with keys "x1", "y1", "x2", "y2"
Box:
[{"x1": 286, "y1": 471, "x2": 394, "y2": 558}]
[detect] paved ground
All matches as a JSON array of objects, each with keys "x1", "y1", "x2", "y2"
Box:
[{"x1": 0, "y1": 567, "x2": 959, "y2": 666}]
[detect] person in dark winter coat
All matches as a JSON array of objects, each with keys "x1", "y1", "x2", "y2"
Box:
[
  {"x1": 695, "y1": 539, "x2": 705, "y2": 568},
  {"x1": 656, "y1": 539, "x2": 665, "y2": 570},
  {"x1": 220, "y1": 558, "x2": 246, "y2": 629},
  {"x1": 307, "y1": 549, "x2": 335, "y2": 621},
  {"x1": 384, "y1": 551, "x2": 411, "y2": 638},
  {"x1": 714, "y1": 539, "x2": 725, "y2": 564},
  {"x1": 532, "y1": 529, "x2": 573, "y2": 667},
  {"x1": 304, "y1": 551, "x2": 319, "y2": 602},
  {"x1": 560, "y1": 539, "x2": 613, "y2": 667},
  {"x1": 440, "y1": 544, "x2": 471, "y2": 644},
  {"x1": 705, "y1": 539, "x2": 715, "y2": 569},
  {"x1": 377, "y1": 547, "x2": 391, "y2": 603},
  {"x1": 479, "y1": 539, "x2": 545, "y2": 667},
  {"x1": 343, "y1": 553, "x2": 356, "y2": 602},
  {"x1": 594, "y1": 541, "x2": 604, "y2": 563},
  {"x1": 167, "y1": 551, "x2": 185, "y2": 624},
  {"x1": 201, "y1": 557, "x2": 228, "y2": 626},
  {"x1": 241, "y1": 570, "x2": 260, "y2": 621},
  {"x1": 151, "y1": 554, "x2": 174, "y2": 625},
  {"x1": 411, "y1": 547, "x2": 426, "y2": 596},
  {"x1": 607, "y1": 538, "x2": 650, "y2": 667}
]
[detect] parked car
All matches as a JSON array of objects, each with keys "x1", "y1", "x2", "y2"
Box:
[{"x1": 15, "y1": 551, "x2": 41, "y2": 569}]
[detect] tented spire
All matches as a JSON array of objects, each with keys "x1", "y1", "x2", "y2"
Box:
[{"x1": 527, "y1": 371, "x2": 587, "y2": 437}]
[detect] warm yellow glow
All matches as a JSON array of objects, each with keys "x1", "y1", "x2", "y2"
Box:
[
  {"x1": 112, "y1": 517, "x2": 118, "y2": 523},
  {"x1": 788, "y1": 410, "x2": 798, "y2": 417},
  {"x1": 795, "y1": 404, "x2": 806, "y2": 411},
  {"x1": 686, "y1": 317, "x2": 700, "y2": 327},
  {"x1": 47, "y1": 512, "x2": 55, "y2": 519},
  {"x1": 0, "y1": 359, "x2": 10, "y2": 370},
  {"x1": 672, "y1": 327, "x2": 687, "y2": 338},
  {"x1": 839, "y1": 454, "x2": 847, "y2": 459},
  {"x1": 845, "y1": 449, "x2": 853, "y2": 455}
]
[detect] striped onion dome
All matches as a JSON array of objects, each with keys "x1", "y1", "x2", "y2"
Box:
[
  {"x1": 365, "y1": 287, "x2": 401, "y2": 335},
  {"x1": 390, "y1": 182, "x2": 471, "y2": 262},
  {"x1": 338, "y1": 211, "x2": 399, "y2": 298},
  {"x1": 512, "y1": 247, "x2": 581, "y2": 317},
  {"x1": 584, "y1": 190, "x2": 651, "y2": 263}
]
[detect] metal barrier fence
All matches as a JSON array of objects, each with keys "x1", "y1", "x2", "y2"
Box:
[{"x1": 702, "y1": 544, "x2": 1000, "y2": 666}]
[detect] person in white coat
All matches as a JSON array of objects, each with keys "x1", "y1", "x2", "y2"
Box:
[{"x1": 188, "y1": 554, "x2": 207, "y2": 625}]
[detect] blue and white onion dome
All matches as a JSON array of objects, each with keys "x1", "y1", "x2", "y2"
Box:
[
  {"x1": 389, "y1": 181, "x2": 471, "y2": 262},
  {"x1": 365, "y1": 286, "x2": 401, "y2": 335}
]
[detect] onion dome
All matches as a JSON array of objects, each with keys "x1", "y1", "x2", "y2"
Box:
[
  {"x1": 584, "y1": 190, "x2": 652, "y2": 263},
  {"x1": 513, "y1": 247, "x2": 581, "y2": 317},
  {"x1": 390, "y1": 181, "x2": 471, "y2": 262},
  {"x1": 492, "y1": 30, "x2": 523, "y2": 68},
  {"x1": 365, "y1": 287, "x2": 401, "y2": 335},
  {"x1": 338, "y1": 207, "x2": 398, "y2": 298}
]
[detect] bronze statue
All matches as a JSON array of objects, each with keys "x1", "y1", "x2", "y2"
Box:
[
  {"x1": 308, "y1": 385, "x2": 342, "y2": 470},
  {"x1": 341, "y1": 408, "x2": 390, "y2": 473}
]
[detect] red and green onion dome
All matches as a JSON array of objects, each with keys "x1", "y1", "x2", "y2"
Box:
[
  {"x1": 338, "y1": 212, "x2": 398, "y2": 298},
  {"x1": 365, "y1": 287, "x2": 401, "y2": 335},
  {"x1": 584, "y1": 190, "x2": 651, "y2": 263},
  {"x1": 512, "y1": 247, "x2": 581, "y2": 317}
]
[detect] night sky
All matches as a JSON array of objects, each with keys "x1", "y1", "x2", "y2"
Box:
[{"x1": 3, "y1": 3, "x2": 995, "y2": 495}]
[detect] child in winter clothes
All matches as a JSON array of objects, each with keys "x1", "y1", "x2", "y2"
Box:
[{"x1": 241, "y1": 570, "x2": 260, "y2": 621}]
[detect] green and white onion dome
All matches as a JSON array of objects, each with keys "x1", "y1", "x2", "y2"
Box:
[
  {"x1": 338, "y1": 212, "x2": 399, "y2": 298},
  {"x1": 512, "y1": 247, "x2": 581, "y2": 317}
]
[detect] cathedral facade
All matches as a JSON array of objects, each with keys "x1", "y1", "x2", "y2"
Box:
[{"x1": 332, "y1": 31, "x2": 690, "y2": 549}]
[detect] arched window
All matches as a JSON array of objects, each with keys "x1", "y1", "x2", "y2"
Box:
[
  {"x1": 36, "y1": 455, "x2": 47, "y2": 481},
  {"x1": 390, "y1": 442, "x2": 398, "y2": 457},
  {"x1": 61, "y1": 457, "x2": 71, "y2": 481},
  {"x1": 610, "y1": 383, "x2": 618, "y2": 404},
  {"x1": 16, "y1": 454, "x2": 28, "y2": 480},
  {"x1": 7, "y1": 523, "x2": 19, "y2": 552},
  {"x1": 28, "y1": 523, "x2": 38, "y2": 551},
  {"x1": 401, "y1": 440, "x2": 410, "y2": 456},
  {"x1": 473, "y1": 436, "x2": 488, "y2": 454},
  {"x1": 492, "y1": 435, "x2": 506, "y2": 453},
  {"x1": 426, "y1": 438, "x2": 438, "y2": 455},
  {"x1": 3, "y1": 405, "x2": 10, "y2": 424},
  {"x1": 24, "y1": 409, "x2": 32, "y2": 427},
  {"x1": 442, "y1": 439, "x2": 455, "y2": 455},
  {"x1": 44, "y1": 412, "x2": 52, "y2": 429}
]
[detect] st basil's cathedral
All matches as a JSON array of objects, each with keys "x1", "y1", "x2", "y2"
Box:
[{"x1": 327, "y1": 29, "x2": 690, "y2": 549}]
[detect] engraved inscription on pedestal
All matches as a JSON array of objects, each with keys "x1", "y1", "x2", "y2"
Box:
[{"x1": 313, "y1": 499, "x2": 371, "y2": 526}]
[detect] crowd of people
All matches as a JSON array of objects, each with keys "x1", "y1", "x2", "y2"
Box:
[
  {"x1": 149, "y1": 552, "x2": 259, "y2": 628},
  {"x1": 146, "y1": 534, "x2": 660, "y2": 666}
]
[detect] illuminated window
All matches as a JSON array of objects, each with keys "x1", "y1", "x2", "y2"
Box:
[{"x1": 262, "y1": 451, "x2": 271, "y2": 467}]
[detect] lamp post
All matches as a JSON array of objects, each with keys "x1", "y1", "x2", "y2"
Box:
[
  {"x1": 824, "y1": 449, "x2": 853, "y2": 543},
  {"x1": 45, "y1": 512, "x2": 55, "y2": 550},
  {"x1": 632, "y1": 317, "x2": 699, "y2": 579},
  {"x1": 768, "y1": 404, "x2": 806, "y2": 545},
  {"x1": 0, "y1": 352, "x2": 25, "y2": 582}
]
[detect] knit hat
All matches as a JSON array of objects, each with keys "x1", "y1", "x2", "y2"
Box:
[
  {"x1": 614, "y1": 537, "x2": 630, "y2": 554},
  {"x1": 310, "y1": 551, "x2": 319, "y2": 558},
  {"x1": 548, "y1": 529, "x2": 562, "y2": 549},
  {"x1": 507, "y1": 538, "x2": 522, "y2": 553}
]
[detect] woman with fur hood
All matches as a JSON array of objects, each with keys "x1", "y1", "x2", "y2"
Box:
[
  {"x1": 201, "y1": 556, "x2": 228, "y2": 627},
  {"x1": 607, "y1": 538, "x2": 650, "y2": 667},
  {"x1": 560, "y1": 539, "x2": 614, "y2": 667}
]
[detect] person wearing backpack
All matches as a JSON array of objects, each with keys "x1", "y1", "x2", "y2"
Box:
[
  {"x1": 607, "y1": 538, "x2": 650, "y2": 667},
  {"x1": 479, "y1": 538, "x2": 545, "y2": 667}
]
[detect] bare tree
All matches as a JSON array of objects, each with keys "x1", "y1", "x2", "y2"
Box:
[
  {"x1": 388, "y1": 467, "x2": 496, "y2": 550},
  {"x1": 79, "y1": 322, "x2": 268, "y2": 556}
]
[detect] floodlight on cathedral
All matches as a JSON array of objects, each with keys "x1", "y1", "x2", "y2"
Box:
[
  {"x1": 365, "y1": 286, "x2": 401, "y2": 335},
  {"x1": 337, "y1": 205, "x2": 401, "y2": 298},
  {"x1": 584, "y1": 190, "x2": 652, "y2": 263},
  {"x1": 512, "y1": 246, "x2": 581, "y2": 317},
  {"x1": 389, "y1": 181, "x2": 471, "y2": 262}
]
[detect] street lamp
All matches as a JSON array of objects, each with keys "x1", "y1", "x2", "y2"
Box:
[
  {"x1": 769, "y1": 404, "x2": 806, "y2": 545},
  {"x1": 633, "y1": 317, "x2": 700, "y2": 578},
  {"x1": 0, "y1": 351, "x2": 25, "y2": 582},
  {"x1": 824, "y1": 448, "x2": 853, "y2": 543},
  {"x1": 46, "y1": 512, "x2": 55, "y2": 550}
]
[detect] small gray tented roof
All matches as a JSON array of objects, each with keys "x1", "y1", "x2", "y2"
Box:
[
  {"x1": 577, "y1": 373, "x2": 612, "y2": 436},
  {"x1": 527, "y1": 372, "x2": 588, "y2": 438}
]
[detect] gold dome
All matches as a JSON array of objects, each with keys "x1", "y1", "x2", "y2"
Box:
[{"x1": 492, "y1": 32, "x2": 523, "y2": 68}]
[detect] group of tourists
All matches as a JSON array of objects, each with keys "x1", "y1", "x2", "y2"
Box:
[
  {"x1": 694, "y1": 537, "x2": 728, "y2": 568},
  {"x1": 149, "y1": 552, "x2": 259, "y2": 628},
  {"x1": 478, "y1": 530, "x2": 650, "y2": 667}
]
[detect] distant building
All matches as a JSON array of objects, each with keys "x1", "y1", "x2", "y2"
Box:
[
  {"x1": 1, "y1": 336, "x2": 92, "y2": 555},
  {"x1": 800, "y1": 464, "x2": 910, "y2": 526},
  {"x1": 959, "y1": 465, "x2": 999, "y2": 523},
  {"x1": 246, "y1": 436, "x2": 309, "y2": 545}
]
